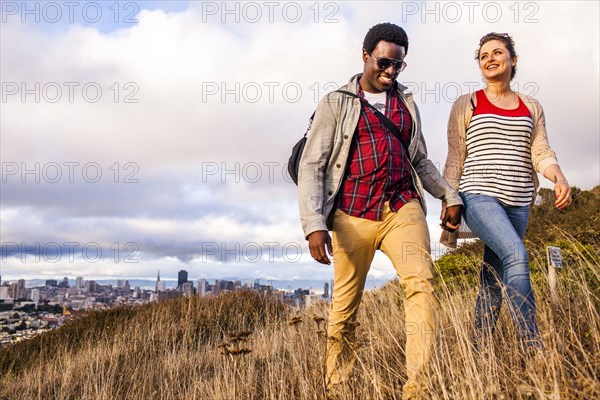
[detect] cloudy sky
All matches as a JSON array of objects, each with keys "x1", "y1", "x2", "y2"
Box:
[{"x1": 1, "y1": 1, "x2": 598, "y2": 285}]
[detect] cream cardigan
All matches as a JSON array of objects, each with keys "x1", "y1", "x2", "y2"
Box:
[
  {"x1": 440, "y1": 92, "x2": 559, "y2": 247},
  {"x1": 443, "y1": 92, "x2": 559, "y2": 199}
]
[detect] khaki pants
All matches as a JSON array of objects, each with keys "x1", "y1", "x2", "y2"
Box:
[{"x1": 326, "y1": 199, "x2": 440, "y2": 396}]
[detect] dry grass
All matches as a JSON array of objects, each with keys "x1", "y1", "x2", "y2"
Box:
[{"x1": 0, "y1": 238, "x2": 598, "y2": 399}]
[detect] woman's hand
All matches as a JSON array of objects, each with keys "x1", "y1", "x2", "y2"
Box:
[
  {"x1": 440, "y1": 200, "x2": 447, "y2": 220},
  {"x1": 442, "y1": 205, "x2": 463, "y2": 232},
  {"x1": 542, "y1": 164, "x2": 572, "y2": 209},
  {"x1": 440, "y1": 200, "x2": 462, "y2": 232},
  {"x1": 554, "y1": 180, "x2": 572, "y2": 209}
]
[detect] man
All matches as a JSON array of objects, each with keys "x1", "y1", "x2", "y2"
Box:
[{"x1": 297, "y1": 23, "x2": 463, "y2": 399}]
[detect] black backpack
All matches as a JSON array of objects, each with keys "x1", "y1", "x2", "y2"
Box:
[{"x1": 288, "y1": 90, "x2": 409, "y2": 185}]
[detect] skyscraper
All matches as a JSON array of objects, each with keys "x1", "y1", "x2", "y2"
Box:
[
  {"x1": 85, "y1": 280, "x2": 98, "y2": 293},
  {"x1": 31, "y1": 289, "x2": 40, "y2": 303},
  {"x1": 182, "y1": 282, "x2": 194, "y2": 297},
  {"x1": 10, "y1": 283, "x2": 19, "y2": 299},
  {"x1": 177, "y1": 270, "x2": 188, "y2": 288},
  {"x1": 198, "y1": 279, "x2": 207, "y2": 296}
]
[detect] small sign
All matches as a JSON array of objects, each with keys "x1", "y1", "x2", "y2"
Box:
[{"x1": 547, "y1": 246, "x2": 563, "y2": 269}]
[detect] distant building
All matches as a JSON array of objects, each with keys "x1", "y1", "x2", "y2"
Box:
[
  {"x1": 177, "y1": 270, "x2": 188, "y2": 289},
  {"x1": 75, "y1": 276, "x2": 84, "y2": 289},
  {"x1": 198, "y1": 279, "x2": 208, "y2": 296},
  {"x1": 213, "y1": 280, "x2": 234, "y2": 295},
  {"x1": 182, "y1": 282, "x2": 194, "y2": 297},
  {"x1": 58, "y1": 277, "x2": 70, "y2": 288},
  {"x1": 31, "y1": 289, "x2": 40, "y2": 303},
  {"x1": 0, "y1": 286, "x2": 10, "y2": 300},
  {"x1": 45, "y1": 279, "x2": 58, "y2": 288},
  {"x1": 10, "y1": 282, "x2": 20, "y2": 299},
  {"x1": 323, "y1": 282, "x2": 329, "y2": 299},
  {"x1": 155, "y1": 270, "x2": 161, "y2": 293},
  {"x1": 294, "y1": 288, "x2": 310, "y2": 296},
  {"x1": 305, "y1": 293, "x2": 324, "y2": 309},
  {"x1": 84, "y1": 280, "x2": 98, "y2": 293}
]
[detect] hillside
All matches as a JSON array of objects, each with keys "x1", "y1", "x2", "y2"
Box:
[
  {"x1": 435, "y1": 186, "x2": 600, "y2": 289},
  {"x1": 0, "y1": 188, "x2": 598, "y2": 399}
]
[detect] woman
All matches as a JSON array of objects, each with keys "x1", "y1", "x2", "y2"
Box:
[{"x1": 441, "y1": 32, "x2": 572, "y2": 349}]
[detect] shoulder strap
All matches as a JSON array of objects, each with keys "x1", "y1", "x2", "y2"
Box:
[
  {"x1": 334, "y1": 90, "x2": 409, "y2": 151},
  {"x1": 303, "y1": 111, "x2": 315, "y2": 138}
]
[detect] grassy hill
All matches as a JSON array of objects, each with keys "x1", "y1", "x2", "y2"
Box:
[
  {"x1": 435, "y1": 186, "x2": 600, "y2": 290},
  {"x1": 1, "y1": 187, "x2": 598, "y2": 399}
]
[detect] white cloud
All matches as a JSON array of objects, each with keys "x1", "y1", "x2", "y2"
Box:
[{"x1": 1, "y1": 1, "x2": 598, "y2": 281}]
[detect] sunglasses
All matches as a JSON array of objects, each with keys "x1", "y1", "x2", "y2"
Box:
[{"x1": 370, "y1": 53, "x2": 407, "y2": 72}]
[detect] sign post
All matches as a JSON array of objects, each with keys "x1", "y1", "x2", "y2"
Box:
[{"x1": 546, "y1": 246, "x2": 563, "y2": 301}]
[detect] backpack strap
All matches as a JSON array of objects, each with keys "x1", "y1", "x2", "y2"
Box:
[
  {"x1": 334, "y1": 90, "x2": 409, "y2": 151},
  {"x1": 304, "y1": 111, "x2": 315, "y2": 138}
]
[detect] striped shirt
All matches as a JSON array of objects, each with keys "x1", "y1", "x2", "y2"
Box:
[{"x1": 459, "y1": 90, "x2": 534, "y2": 206}]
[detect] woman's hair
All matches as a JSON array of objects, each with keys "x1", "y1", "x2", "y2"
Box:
[{"x1": 475, "y1": 32, "x2": 517, "y2": 80}]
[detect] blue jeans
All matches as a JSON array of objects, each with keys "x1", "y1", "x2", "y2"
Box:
[{"x1": 460, "y1": 192, "x2": 541, "y2": 348}]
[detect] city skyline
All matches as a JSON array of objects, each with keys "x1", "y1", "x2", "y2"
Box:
[
  {"x1": 0, "y1": 267, "x2": 334, "y2": 346},
  {"x1": 1, "y1": 273, "x2": 373, "y2": 292}
]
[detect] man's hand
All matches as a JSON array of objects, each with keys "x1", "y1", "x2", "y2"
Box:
[
  {"x1": 441, "y1": 204, "x2": 463, "y2": 232},
  {"x1": 307, "y1": 230, "x2": 333, "y2": 265}
]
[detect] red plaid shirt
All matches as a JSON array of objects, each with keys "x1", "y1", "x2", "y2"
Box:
[{"x1": 336, "y1": 82, "x2": 418, "y2": 220}]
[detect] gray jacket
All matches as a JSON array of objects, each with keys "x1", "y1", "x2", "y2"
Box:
[{"x1": 298, "y1": 74, "x2": 462, "y2": 238}]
